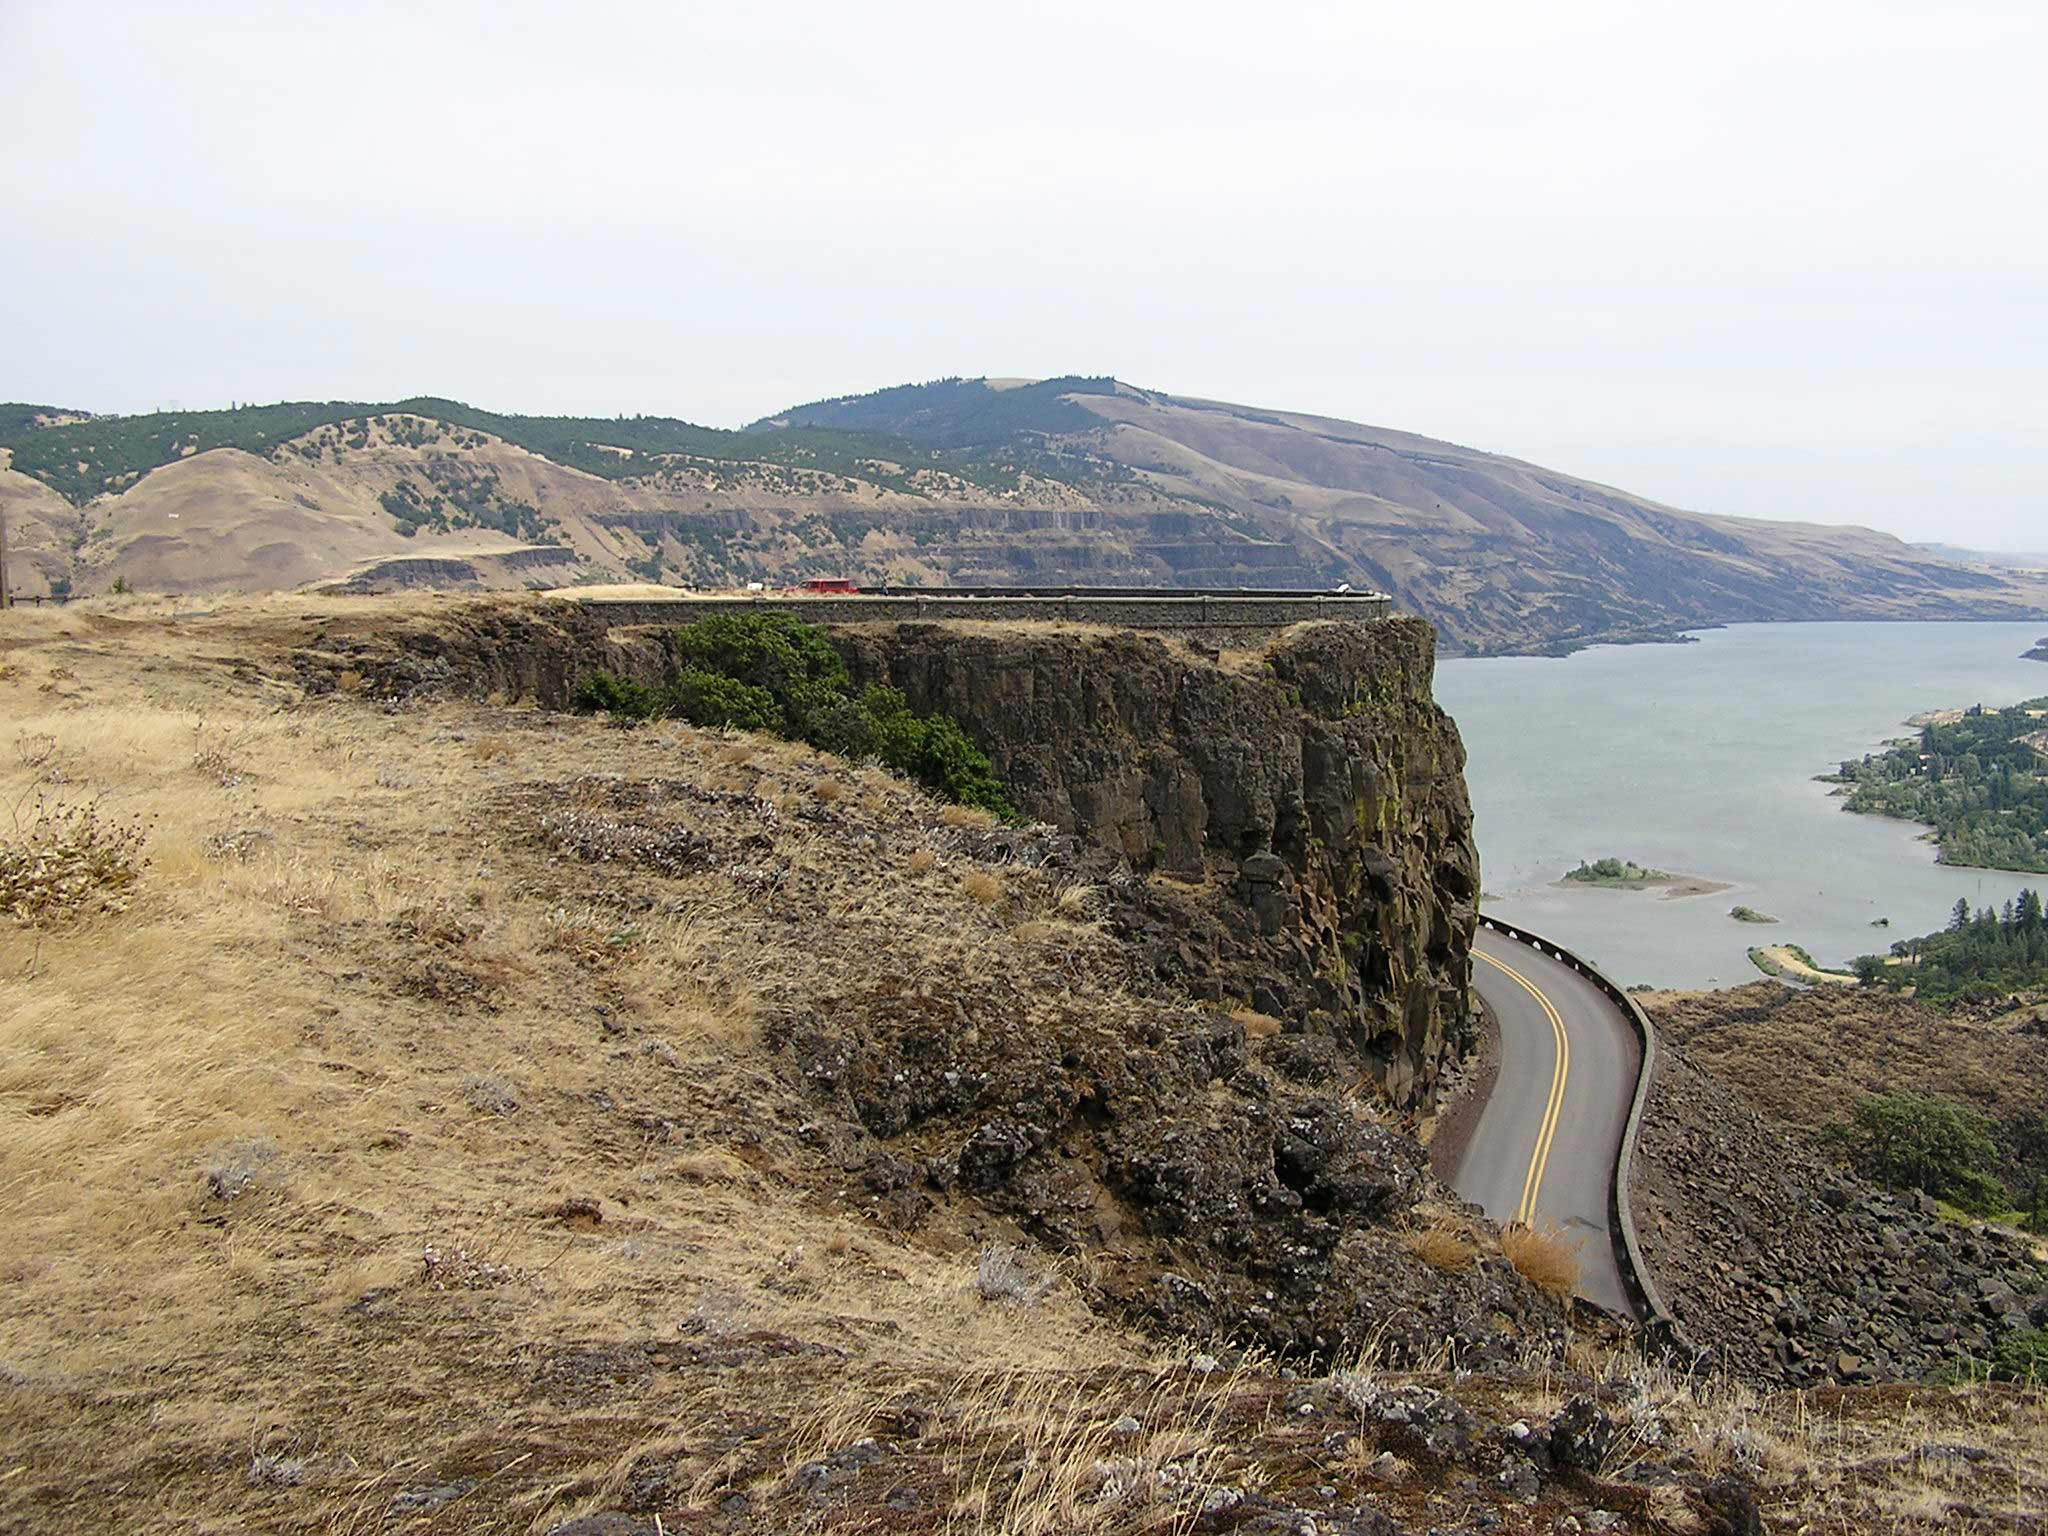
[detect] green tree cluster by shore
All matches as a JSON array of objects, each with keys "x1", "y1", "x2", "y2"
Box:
[
  {"x1": 1856, "y1": 890, "x2": 2048, "y2": 1003},
  {"x1": 1828, "y1": 698, "x2": 2048, "y2": 872},
  {"x1": 1563, "y1": 856, "x2": 1669, "y2": 885}
]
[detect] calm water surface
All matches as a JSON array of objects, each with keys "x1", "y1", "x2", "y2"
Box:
[{"x1": 1434, "y1": 622, "x2": 2048, "y2": 988}]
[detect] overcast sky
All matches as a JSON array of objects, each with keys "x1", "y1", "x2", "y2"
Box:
[{"x1": 3, "y1": 1, "x2": 2041, "y2": 547}]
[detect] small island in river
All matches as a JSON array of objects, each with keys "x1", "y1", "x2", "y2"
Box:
[
  {"x1": 1559, "y1": 856, "x2": 1732, "y2": 899},
  {"x1": 2026, "y1": 636, "x2": 2048, "y2": 662}
]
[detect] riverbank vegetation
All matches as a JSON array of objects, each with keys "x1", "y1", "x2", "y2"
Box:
[
  {"x1": 1730, "y1": 905, "x2": 1777, "y2": 923},
  {"x1": 1749, "y1": 943, "x2": 1857, "y2": 984},
  {"x1": 1826, "y1": 696, "x2": 2048, "y2": 872},
  {"x1": 1854, "y1": 891, "x2": 2048, "y2": 1004}
]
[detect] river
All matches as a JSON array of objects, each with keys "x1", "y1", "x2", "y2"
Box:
[{"x1": 1434, "y1": 621, "x2": 2048, "y2": 988}]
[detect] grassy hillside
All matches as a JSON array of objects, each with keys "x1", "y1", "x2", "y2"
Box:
[
  {"x1": 0, "y1": 402, "x2": 94, "y2": 445},
  {"x1": 5, "y1": 396, "x2": 1062, "y2": 506},
  {"x1": 758, "y1": 374, "x2": 1122, "y2": 447},
  {"x1": 6, "y1": 377, "x2": 2046, "y2": 655},
  {"x1": 5, "y1": 594, "x2": 2042, "y2": 1534},
  {"x1": 770, "y1": 377, "x2": 2048, "y2": 654}
]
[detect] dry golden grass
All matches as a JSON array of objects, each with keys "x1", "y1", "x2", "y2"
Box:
[
  {"x1": 939, "y1": 803, "x2": 995, "y2": 830},
  {"x1": 3, "y1": 596, "x2": 2041, "y2": 1536},
  {"x1": 1229, "y1": 1006, "x2": 1283, "y2": 1039},
  {"x1": 0, "y1": 597, "x2": 1167, "y2": 1531},
  {"x1": 908, "y1": 847, "x2": 938, "y2": 875},
  {"x1": 962, "y1": 868, "x2": 1004, "y2": 906},
  {"x1": 1403, "y1": 1218, "x2": 1478, "y2": 1275},
  {"x1": 1501, "y1": 1223, "x2": 1581, "y2": 1302},
  {"x1": 814, "y1": 773, "x2": 843, "y2": 804}
]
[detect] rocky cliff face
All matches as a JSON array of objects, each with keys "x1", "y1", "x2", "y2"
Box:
[
  {"x1": 297, "y1": 603, "x2": 1481, "y2": 1109},
  {"x1": 830, "y1": 617, "x2": 1479, "y2": 1107}
]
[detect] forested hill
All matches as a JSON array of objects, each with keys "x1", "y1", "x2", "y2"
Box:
[{"x1": 4, "y1": 377, "x2": 2045, "y2": 656}]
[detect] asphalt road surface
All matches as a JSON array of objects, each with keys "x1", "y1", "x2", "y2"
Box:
[{"x1": 1450, "y1": 926, "x2": 1643, "y2": 1316}]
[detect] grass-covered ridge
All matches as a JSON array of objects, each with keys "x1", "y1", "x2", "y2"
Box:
[
  {"x1": 0, "y1": 401, "x2": 93, "y2": 445},
  {"x1": 0, "y1": 394, "x2": 1094, "y2": 506},
  {"x1": 1827, "y1": 697, "x2": 2048, "y2": 872},
  {"x1": 574, "y1": 611, "x2": 1014, "y2": 817}
]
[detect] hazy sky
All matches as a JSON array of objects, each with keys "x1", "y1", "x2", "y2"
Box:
[{"x1": 3, "y1": 1, "x2": 2041, "y2": 547}]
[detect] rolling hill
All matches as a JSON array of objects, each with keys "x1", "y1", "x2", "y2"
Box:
[{"x1": 3, "y1": 379, "x2": 2042, "y2": 654}]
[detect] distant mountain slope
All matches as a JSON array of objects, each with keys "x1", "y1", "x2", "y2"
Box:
[
  {"x1": 767, "y1": 379, "x2": 2047, "y2": 653},
  {"x1": 2, "y1": 379, "x2": 2042, "y2": 653},
  {"x1": 1915, "y1": 543, "x2": 2048, "y2": 572}
]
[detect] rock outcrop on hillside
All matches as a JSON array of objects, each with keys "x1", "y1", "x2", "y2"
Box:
[
  {"x1": 300, "y1": 603, "x2": 1482, "y2": 1112},
  {"x1": 830, "y1": 617, "x2": 1479, "y2": 1107},
  {"x1": 1634, "y1": 1046, "x2": 2045, "y2": 1386},
  {"x1": 287, "y1": 599, "x2": 1538, "y2": 1367}
]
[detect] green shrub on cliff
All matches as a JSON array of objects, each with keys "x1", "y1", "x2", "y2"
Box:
[
  {"x1": 573, "y1": 613, "x2": 1013, "y2": 817},
  {"x1": 1948, "y1": 1326, "x2": 2048, "y2": 1385},
  {"x1": 1991, "y1": 1327, "x2": 2048, "y2": 1383}
]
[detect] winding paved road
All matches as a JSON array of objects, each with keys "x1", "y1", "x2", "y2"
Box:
[{"x1": 1449, "y1": 926, "x2": 1642, "y2": 1315}]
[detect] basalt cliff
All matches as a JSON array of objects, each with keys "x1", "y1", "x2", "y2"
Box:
[
  {"x1": 829, "y1": 618, "x2": 1478, "y2": 1106},
  {"x1": 300, "y1": 602, "x2": 1478, "y2": 1109}
]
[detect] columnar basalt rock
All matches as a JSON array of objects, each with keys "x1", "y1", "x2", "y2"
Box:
[{"x1": 829, "y1": 617, "x2": 1479, "y2": 1108}]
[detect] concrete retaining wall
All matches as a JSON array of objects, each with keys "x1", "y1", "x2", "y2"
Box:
[
  {"x1": 1476, "y1": 914, "x2": 1688, "y2": 1348},
  {"x1": 578, "y1": 590, "x2": 1392, "y2": 631}
]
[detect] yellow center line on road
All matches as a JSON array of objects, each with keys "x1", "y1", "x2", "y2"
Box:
[{"x1": 1474, "y1": 947, "x2": 1571, "y2": 1225}]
